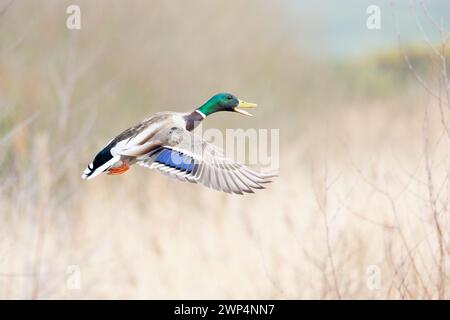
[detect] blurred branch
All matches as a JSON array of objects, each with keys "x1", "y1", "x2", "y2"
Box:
[
  {"x1": 49, "y1": 33, "x2": 103, "y2": 130},
  {"x1": 394, "y1": 1, "x2": 450, "y2": 113},
  {"x1": 311, "y1": 150, "x2": 343, "y2": 299},
  {"x1": 0, "y1": 0, "x2": 13, "y2": 19},
  {"x1": 351, "y1": 160, "x2": 429, "y2": 296},
  {"x1": 0, "y1": 111, "x2": 40, "y2": 146}
]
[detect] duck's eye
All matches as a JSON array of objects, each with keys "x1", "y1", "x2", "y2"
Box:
[{"x1": 227, "y1": 96, "x2": 233, "y2": 100}]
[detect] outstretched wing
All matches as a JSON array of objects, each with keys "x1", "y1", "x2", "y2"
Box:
[{"x1": 138, "y1": 129, "x2": 277, "y2": 194}]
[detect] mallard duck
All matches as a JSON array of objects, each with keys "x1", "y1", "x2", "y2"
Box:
[{"x1": 82, "y1": 93, "x2": 276, "y2": 194}]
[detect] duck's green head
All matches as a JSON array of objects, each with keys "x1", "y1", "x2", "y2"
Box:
[{"x1": 196, "y1": 93, "x2": 257, "y2": 117}]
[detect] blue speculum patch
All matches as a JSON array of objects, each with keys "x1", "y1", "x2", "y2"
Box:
[{"x1": 155, "y1": 148, "x2": 195, "y2": 173}]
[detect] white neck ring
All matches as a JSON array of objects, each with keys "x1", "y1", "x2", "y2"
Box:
[{"x1": 195, "y1": 110, "x2": 206, "y2": 119}]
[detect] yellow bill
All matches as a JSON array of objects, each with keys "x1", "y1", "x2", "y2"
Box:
[{"x1": 234, "y1": 100, "x2": 257, "y2": 116}]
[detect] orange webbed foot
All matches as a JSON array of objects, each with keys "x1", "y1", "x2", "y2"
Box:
[{"x1": 107, "y1": 162, "x2": 130, "y2": 175}]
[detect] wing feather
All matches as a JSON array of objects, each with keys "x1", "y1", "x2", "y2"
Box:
[{"x1": 137, "y1": 129, "x2": 276, "y2": 194}]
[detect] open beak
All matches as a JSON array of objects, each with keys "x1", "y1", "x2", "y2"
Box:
[{"x1": 234, "y1": 100, "x2": 257, "y2": 116}]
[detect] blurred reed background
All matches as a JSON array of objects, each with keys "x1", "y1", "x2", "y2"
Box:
[{"x1": 1, "y1": 0, "x2": 450, "y2": 299}]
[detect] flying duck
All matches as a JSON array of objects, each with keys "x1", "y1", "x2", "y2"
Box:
[{"x1": 82, "y1": 93, "x2": 276, "y2": 194}]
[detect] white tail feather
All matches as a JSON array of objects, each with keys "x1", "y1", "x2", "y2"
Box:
[{"x1": 81, "y1": 156, "x2": 120, "y2": 180}]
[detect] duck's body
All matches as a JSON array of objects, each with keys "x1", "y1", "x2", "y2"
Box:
[{"x1": 82, "y1": 93, "x2": 275, "y2": 194}]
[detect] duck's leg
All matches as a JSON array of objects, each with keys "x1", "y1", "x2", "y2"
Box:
[{"x1": 107, "y1": 160, "x2": 130, "y2": 175}]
